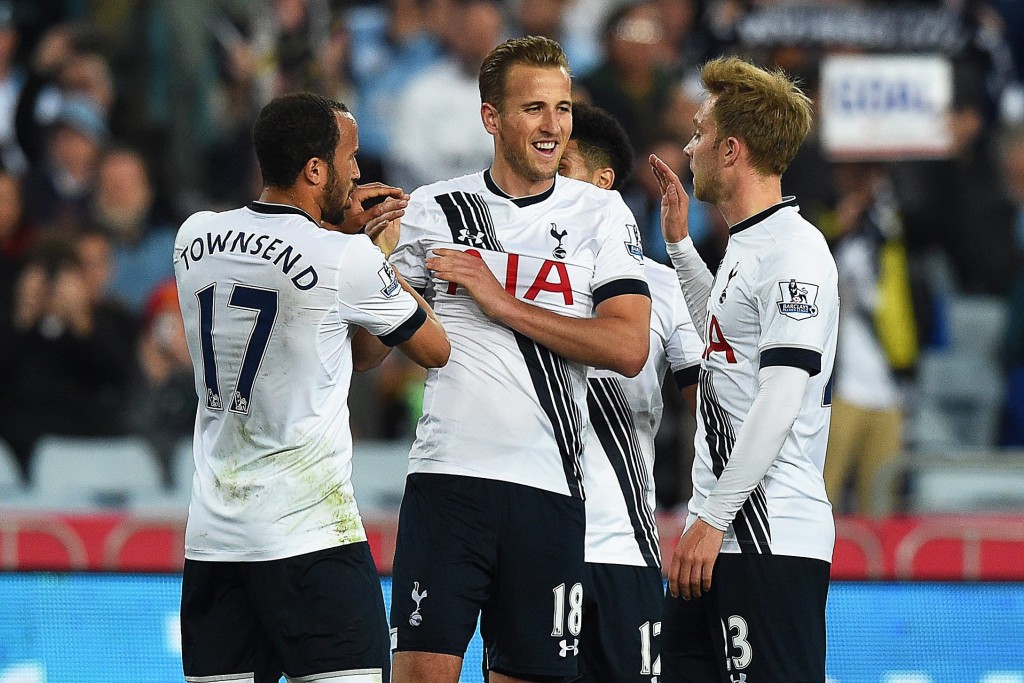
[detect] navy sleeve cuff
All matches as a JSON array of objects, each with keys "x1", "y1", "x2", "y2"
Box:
[
  {"x1": 593, "y1": 278, "x2": 651, "y2": 308},
  {"x1": 760, "y1": 347, "x2": 821, "y2": 377},
  {"x1": 673, "y1": 364, "x2": 700, "y2": 390},
  {"x1": 379, "y1": 306, "x2": 427, "y2": 347}
]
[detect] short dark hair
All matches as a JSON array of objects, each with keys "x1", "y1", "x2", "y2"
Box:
[
  {"x1": 479, "y1": 36, "x2": 570, "y2": 111},
  {"x1": 253, "y1": 93, "x2": 349, "y2": 188},
  {"x1": 569, "y1": 102, "x2": 635, "y2": 190}
]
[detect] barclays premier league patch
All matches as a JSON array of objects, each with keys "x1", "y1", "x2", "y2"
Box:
[
  {"x1": 777, "y1": 279, "x2": 819, "y2": 320},
  {"x1": 378, "y1": 262, "x2": 402, "y2": 298},
  {"x1": 624, "y1": 223, "x2": 644, "y2": 262}
]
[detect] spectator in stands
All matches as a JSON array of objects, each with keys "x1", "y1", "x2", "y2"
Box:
[
  {"x1": 21, "y1": 96, "x2": 106, "y2": 232},
  {"x1": 0, "y1": 170, "x2": 31, "y2": 313},
  {"x1": 90, "y1": 147, "x2": 175, "y2": 313},
  {"x1": 0, "y1": 2, "x2": 26, "y2": 173},
  {"x1": 348, "y1": 0, "x2": 446, "y2": 182},
  {"x1": 998, "y1": 124, "x2": 1024, "y2": 446},
  {"x1": 577, "y1": 1, "x2": 689, "y2": 151},
  {"x1": 386, "y1": 0, "x2": 502, "y2": 190},
  {"x1": 0, "y1": 232, "x2": 137, "y2": 475},
  {"x1": 892, "y1": 62, "x2": 1024, "y2": 295},
  {"x1": 125, "y1": 279, "x2": 196, "y2": 484},
  {"x1": 823, "y1": 162, "x2": 915, "y2": 515}
]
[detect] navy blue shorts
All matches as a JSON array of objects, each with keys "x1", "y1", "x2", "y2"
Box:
[
  {"x1": 580, "y1": 562, "x2": 665, "y2": 682},
  {"x1": 181, "y1": 542, "x2": 390, "y2": 682},
  {"x1": 660, "y1": 553, "x2": 830, "y2": 683},
  {"x1": 390, "y1": 473, "x2": 586, "y2": 682}
]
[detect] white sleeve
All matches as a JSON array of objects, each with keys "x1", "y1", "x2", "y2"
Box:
[
  {"x1": 663, "y1": 281, "x2": 703, "y2": 390},
  {"x1": 336, "y1": 236, "x2": 425, "y2": 345},
  {"x1": 754, "y1": 239, "x2": 839, "y2": 377},
  {"x1": 665, "y1": 237, "x2": 713, "y2": 341},
  {"x1": 697, "y1": 364, "x2": 809, "y2": 530},
  {"x1": 591, "y1": 195, "x2": 650, "y2": 306},
  {"x1": 388, "y1": 189, "x2": 436, "y2": 292}
]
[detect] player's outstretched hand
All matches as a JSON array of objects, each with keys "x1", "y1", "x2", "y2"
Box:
[
  {"x1": 667, "y1": 518, "x2": 725, "y2": 601},
  {"x1": 649, "y1": 154, "x2": 691, "y2": 244},
  {"x1": 327, "y1": 183, "x2": 409, "y2": 255},
  {"x1": 426, "y1": 248, "x2": 510, "y2": 319}
]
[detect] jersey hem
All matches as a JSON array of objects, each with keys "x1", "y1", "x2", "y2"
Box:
[
  {"x1": 184, "y1": 534, "x2": 367, "y2": 563},
  {"x1": 406, "y1": 462, "x2": 573, "y2": 497}
]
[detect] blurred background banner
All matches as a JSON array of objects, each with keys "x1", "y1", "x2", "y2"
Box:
[
  {"x1": 820, "y1": 54, "x2": 954, "y2": 161},
  {"x1": 0, "y1": 574, "x2": 1021, "y2": 683}
]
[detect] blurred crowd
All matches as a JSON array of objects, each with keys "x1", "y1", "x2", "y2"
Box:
[{"x1": 1, "y1": 0, "x2": 1023, "y2": 513}]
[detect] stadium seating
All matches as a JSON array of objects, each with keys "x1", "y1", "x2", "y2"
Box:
[
  {"x1": 0, "y1": 437, "x2": 24, "y2": 500},
  {"x1": 350, "y1": 439, "x2": 410, "y2": 511},
  {"x1": 29, "y1": 435, "x2": 165, "y2": 509}
]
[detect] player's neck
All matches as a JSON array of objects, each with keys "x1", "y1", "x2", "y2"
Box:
[
  {"x1": 718, "y1": 173, "x2": 783, "y2": 229},
  {"x1": 258, "y1": 186, "x2": 322, "y2": 224},
  {"x1": 488, "y1": 161, "x2": 555, "y2": 199}
]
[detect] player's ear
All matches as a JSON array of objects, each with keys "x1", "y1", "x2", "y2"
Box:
[
  {"x1": 722, "y1": 137, "x2": 740, "y2": 167},
  {"x1": 302, "y1": 157, "x2": 325, "y2": 187},
  {"x1": 596, "y1": 167, "x2": 615, "y2": 190},
  {"x1": 481, "y1": 103, "x2": 500, "y2": 135}
]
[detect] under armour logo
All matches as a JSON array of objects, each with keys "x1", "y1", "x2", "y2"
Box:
[
  {"x1": 458, "y1": 227, "x2": 484, "y2": 246},
  {"x1": 550, "y1": 224, "x2": 568, "y2": 259},
  {"x1": 720, "y1": 265, "x2": 739, "y2": 304},
  {"x1": 409, "y1": 581, "x2": 428, "y2": 626},
  {"x1": 558, "y1": 638, "x2": 579, "y2": 657}
]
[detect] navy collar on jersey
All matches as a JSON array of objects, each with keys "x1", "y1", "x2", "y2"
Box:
[
  {"x1": 484, "y1": 169, "x2": 556, "y2": 207},
  {"x1": 247, "y1": 201, "x2": 319, "y2": 226},
  {"x1": 728, "y1": 196, "x2": 798, "y2": 235}
]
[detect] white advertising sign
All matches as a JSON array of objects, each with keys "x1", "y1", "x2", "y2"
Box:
[{"x1": 820, "y1": 54, "x2": 953, "y2": 161}]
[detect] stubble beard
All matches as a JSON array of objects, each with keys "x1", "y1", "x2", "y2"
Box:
[
  {"x1": 501, "y1": 138, "x2": 558, "y2": 186},
  {"x1": 321, "y1": 164, "x2": 349, "y2": 225}
]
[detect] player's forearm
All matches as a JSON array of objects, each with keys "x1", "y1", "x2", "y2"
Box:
[
  {"x1": 665, "y1": 237, "x2": 712, "y2": 341},
  {"x1": 698, "y1": 365, "x2": 809, "y2": 530},
  {"x1": 492, "y1": 294, "x2": 651, "y2": 377}
]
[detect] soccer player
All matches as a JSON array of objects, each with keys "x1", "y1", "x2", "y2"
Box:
[
  {"x1": 388, "y1": 37, "x2": 652, "y2": 683},
  {"x1": 174, "y1": 93, "x2": 449, "y2": 683},
  {"x1": 558, "y1": 102, "x2": 703, "y2": 683},
  {"x1": 649, "y1": 56, "x2": 839, "y2": 682}
]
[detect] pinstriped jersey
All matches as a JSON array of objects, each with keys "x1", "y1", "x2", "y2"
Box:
[
  {"x1": 174, "y1": 202, "x2": 425, "y2": 562},
  {"x1": 390, "y1": 171, "x2": 649, "y2": 497},
  {"x1": 584, "y1": 258, "x2": 703, "y2": 568},
  {"x1": 689, "y1": 199, "x2": 838, "y2": 563}
]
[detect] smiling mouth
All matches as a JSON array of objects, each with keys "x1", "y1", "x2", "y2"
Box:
[{"x1": 533, "y1": 141, "x2": 558, "y2": 157}]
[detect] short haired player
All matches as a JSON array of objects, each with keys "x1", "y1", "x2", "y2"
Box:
[
  {"x1": 649, "y1": 57, "x2": 839, "y2": 682},
  {"x1": 388, "y1": 37, "x2": 652, "y2": 683},
  {"x1": 175, "y1": 92, "x2": 449, "y2": 683}
]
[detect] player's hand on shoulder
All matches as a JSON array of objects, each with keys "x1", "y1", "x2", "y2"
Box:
[
  {"x1": 649, "y1": 154, "x2": 691, "y2": 244},
  {"x1": 667, "y1": 517, "x2": 725, "y2": 601}
]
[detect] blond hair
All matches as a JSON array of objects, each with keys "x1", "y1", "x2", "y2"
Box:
[
  {"x1": 479, "y1": 36, "x2": 570, "y2": 111},
  {"x1": 701, "y1": 56, "x2": 813, "y2": 177}
]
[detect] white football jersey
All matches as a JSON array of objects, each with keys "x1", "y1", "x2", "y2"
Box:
[
  {"x1": 584, "y1": 258, "x2": 703, "y2": 567},
  {"x1": 390, "y1": 171, "x2": 649, "y2": 497},
  {"x1": 688, "y1": 199, "x2": 839, "y2": 563},
  {"x1": 174, "y1": 202, "x2": 425, "y2": 562}
]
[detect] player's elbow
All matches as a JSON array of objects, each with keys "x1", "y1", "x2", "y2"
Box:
[
  {"x1": 610, "y1": 337, "x2": 649, "y2": 378},
  {"x1": 421, "y1": 339, "x2": 451, "y2": 368},
  {"x1": 405, "y1": 334, "x2": 450, "y2": 368}
]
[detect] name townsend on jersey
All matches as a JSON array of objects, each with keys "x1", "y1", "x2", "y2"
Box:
[{"x1": 179, "y1": 231, "x2": 319, "y2": 290}]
